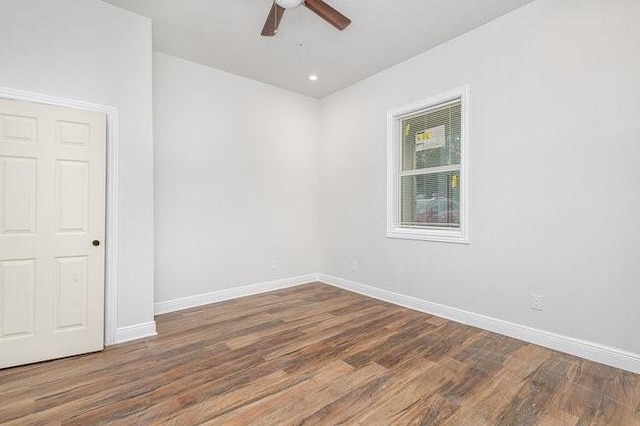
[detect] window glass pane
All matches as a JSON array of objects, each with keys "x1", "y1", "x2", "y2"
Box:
[
  {"x1": 400, "y1": 172, "x2": 460, "y2": 228},
  {"x1": 401, "y1": 101, "x2": 461, "y2": 171}
]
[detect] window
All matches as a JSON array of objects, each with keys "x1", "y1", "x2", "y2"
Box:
[{"x1": 387, "y1": 86, "x2": 470, "y2": 243}]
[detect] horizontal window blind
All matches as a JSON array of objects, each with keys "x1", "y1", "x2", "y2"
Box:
[{"x1": 399, "y1": 99, "x2": 462, "y2": 228}]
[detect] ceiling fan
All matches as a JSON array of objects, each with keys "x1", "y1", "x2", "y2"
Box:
[{"x1": 261, "y1": 0, "x2": 351, "y2": 37}]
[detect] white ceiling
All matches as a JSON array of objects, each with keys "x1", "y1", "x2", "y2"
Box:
[{"x1": 103, "y1": 0, "x2": 536, "y2": 98}]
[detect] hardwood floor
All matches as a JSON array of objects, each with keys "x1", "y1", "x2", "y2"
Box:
[{"x1": 1, "y1": 283, "x2": 638, "y2": 425}]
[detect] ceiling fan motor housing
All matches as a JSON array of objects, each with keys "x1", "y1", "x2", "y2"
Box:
[{"x1": 276, "y1": 0, "x2": 303, "y2": 9}]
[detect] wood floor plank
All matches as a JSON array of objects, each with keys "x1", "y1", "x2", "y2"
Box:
[{"x1": 0, "y1": 282, "x2": 637, "y2": 425}]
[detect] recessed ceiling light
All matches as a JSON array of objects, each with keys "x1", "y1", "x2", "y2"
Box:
[{"x1": 309, "y1": 74, "x2": 319, "y2": 81}]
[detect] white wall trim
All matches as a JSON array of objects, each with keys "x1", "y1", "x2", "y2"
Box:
[
  {"x1": 317, "y1": 273, "x2": 640, "y2": 374},
  {"x1": 0, "y1": 86, "x2": 120, "y2": 346},
  {"x1": 115, "y1": 321, "x2": 157, "y2": 344},
  {"x1": 154, "y1": 273, "x2": 320, "y2": 315}
]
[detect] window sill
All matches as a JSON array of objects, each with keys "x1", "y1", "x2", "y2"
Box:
[{"x1": 387, "y1": 227, "x2": 469, "y2": 244}]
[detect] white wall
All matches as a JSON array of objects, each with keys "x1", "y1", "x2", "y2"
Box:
[
  {"x1": 153, "y1": 53, "x2": 320, "y2": 303},
  {"x1": 0, "y1": 0, "x2": 155, "y2": 330},
  {"x1": 319, "y1": 0, "x2": 640, "y2": 355}
]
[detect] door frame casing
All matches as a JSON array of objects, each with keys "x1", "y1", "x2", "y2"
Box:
[{"x1": 0, "y1": 86, "x2": 119, "y2": 345}]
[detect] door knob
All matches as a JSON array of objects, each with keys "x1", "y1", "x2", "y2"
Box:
[{"x1": 92, "y1": 240, "x2": 100, "y2": 247}]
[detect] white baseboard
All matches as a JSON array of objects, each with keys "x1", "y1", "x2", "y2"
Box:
[
  {"x1": 317, "y1": 273, "x2": 640, "y2": 375},
  {"x1": 154, "y1": 273, "x2": 320, "y2": 315},
  {"x1": 114, "y1": 321, "x2": 157, "y2": 344},
  {"x1": 148, "y1": 272, "x2": 640, "y2": 374}
]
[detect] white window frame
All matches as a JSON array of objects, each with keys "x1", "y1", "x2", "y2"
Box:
[{"x1": 387, "y1": 86, "x2": 470, "y2": 243}]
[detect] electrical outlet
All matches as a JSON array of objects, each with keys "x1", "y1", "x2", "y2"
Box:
[
  {"x1": 269, "y1": 260, "x2": 277, "y2": 271},
  {"x1": 531, "y1": 294, "x2": 543, "y2": 311},
  {"x1": 351, "y1": 260, "x2": 360, "y2": 273}
]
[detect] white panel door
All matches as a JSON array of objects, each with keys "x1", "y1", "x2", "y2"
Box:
[{"x1": 0, "y1": 98, "x2": 106, "y2": 368}]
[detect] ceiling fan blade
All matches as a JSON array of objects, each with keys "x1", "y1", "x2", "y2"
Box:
[
  {"x1": 261, "y1": 2, "x2": 286, "y2": 37},
  {"x1": 304, "y1": 0, "x2": 351, "y2": 31}
]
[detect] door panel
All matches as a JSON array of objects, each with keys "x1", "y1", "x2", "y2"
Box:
[
  {"x1": 0, "y1": 259, "x2": 36, "y2": 338},
  {"x1": 1, "y1": 113, "x2": 37, "y2": 144},
  {"x1": 56, "y1": 120, "x2": 90, "y2": 147},
  {"x1": 0, "y1": 156, "x2": 37, "y2": 235},
  {"x1": 54, "y1": 256, "x2": 89, "y2": 331},
  {"x1": 55, "y1": 160, "x2": 90, "y2": 233},
  {"x1": 0, "y1": 98, "x2": 106, "y2": 369}
]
